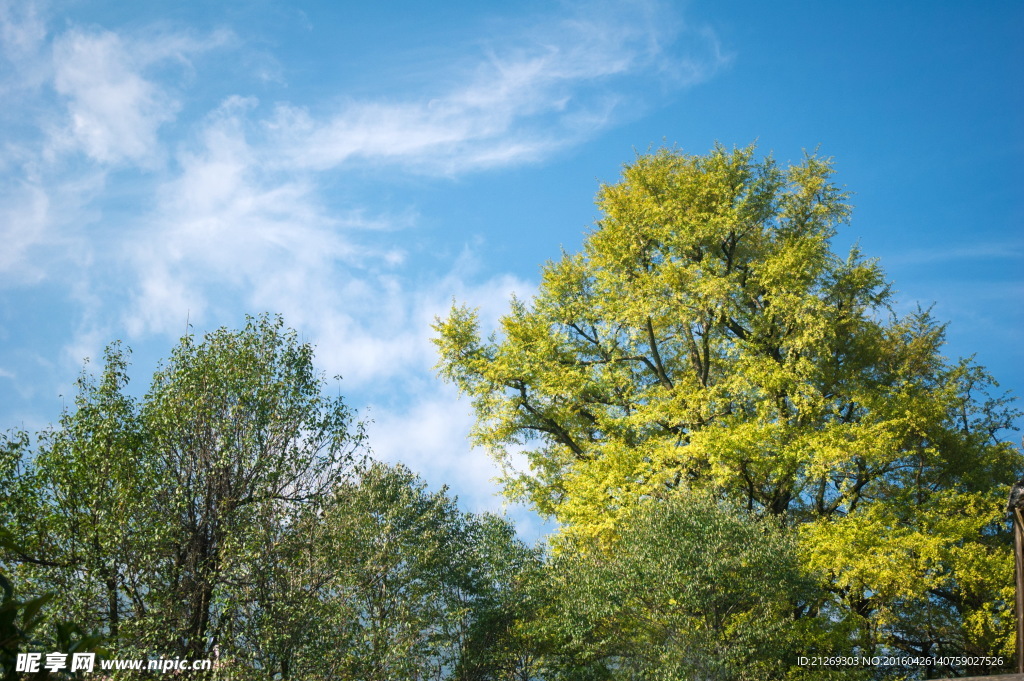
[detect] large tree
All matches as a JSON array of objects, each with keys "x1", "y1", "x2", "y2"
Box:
[
  {"x1": 434, "y1": 144, "x2": 1021, "y2": 675},
  {"x1": 140, "y1": 315, "x2": 366, "y2": 659},
  {"x1": 309, "y1": 462, "x2": 539, "y2": 681}
]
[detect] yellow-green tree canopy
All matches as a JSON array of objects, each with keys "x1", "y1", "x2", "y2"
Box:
[{"x1": 434, "y1": 144, "x2": 1021, "y2": 673}]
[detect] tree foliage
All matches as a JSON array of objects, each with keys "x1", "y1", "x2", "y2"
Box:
[
  {"x1": 434, "y1": 144, "x2": 1021, "y2": 675},
  {"x1": 1, "y1": 315, "x2": 536, "y2": 680},
  {"x1": 3, "y1": 315, "x2": 364, "y2": 663},
  {"x1": 0, "y1": 528, "x2": 105, "y2": 681},
  {"x1": 534, "y1": 493, "x2": 856, "y2": 681}
]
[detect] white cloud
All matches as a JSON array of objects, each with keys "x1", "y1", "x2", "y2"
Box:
[
  {"x1": 50, "y1": 29, "x2": 176, "y2": 165},
  {"x1": 361, "y1": 343, "x2": 558, "y2": 542},
  {"x1": 263, "y1": 0, "x2": 726, "y2": 174},
  {"x1": 5, "y1": 0, "x2": 723, "y2": 296},
  {"x1": 120, "y1": 82, "x2": 541, "y2": 383},
  {"x1": 0, "y1": 168, "x2": 107, "y2": 286},
  {"x1": 123, "y1": 96, "x2": 334, "y2": 335},
  {"x1": 0, "y1": 182, "x2": 50, "y2": 281},
  {"x1": 49, "y1": 26, "x2": 231, "y2": 166},
  {"x1": 366, "y1": 386, "x2": 488, "y2": 489},
  {"x1": 364, "y1": 379, "x2": 555, "y2": 543},
  {"x1": 0, "y1": 7, "x2": 232, "y2": 287},
  {"x1": 0, "y1": 1, "x2": 54, "y2": 187}
]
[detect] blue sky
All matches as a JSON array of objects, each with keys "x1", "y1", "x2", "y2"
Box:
[{"x1": 1, "y1": 0, "x2": 1021, "y2": 538}]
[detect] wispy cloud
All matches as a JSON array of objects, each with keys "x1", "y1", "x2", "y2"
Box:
[
  {"x1": 0, "y1": 182, "x2": 50, "y2": 281},
  {"x1": 0, "y1": 169, "x2": 107, "y2": 286},
  {"x1": 0, "y1": 5, "x2": 231, "y2": 288},
  {"x1": 50, "y1": 29, "x2": 178, "y2": 165},
  {"x1": 107, "y1": 0, "x2": 722, "y2": 357},
  {"x1": 123, "y1": 95, "x2": 350, "y2": 336},
  {"x1": 49, "y1": 26, "x2": 232, "y2": 166},
  {"x1": 263, "y1": 0, "x2": 726, "y2": 174},
  {"x1": 882, "y1": 240, "x2": 1024, "y2": 267},
  {"x1": 125, "y1": 90, "x2": 537, "y2": 386}
]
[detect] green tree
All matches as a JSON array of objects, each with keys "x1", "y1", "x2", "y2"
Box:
[
  {"x1": 139, "y1": 314, "x2": 365, "y2": 660},
  {"x1": 226, "y1": 460, "x2": 539, "y2": 681},
  {"x1": 0, "y1": 528, "x2": 105, "y2": 681},
  {"x1": 452, "y1": 512, "x2": 545, "y2": 681},
  {"x1": 2, "y1": 314, "x2": 366, "y2": 667},
  {"x1": 536, "y1": 493, "x2": 852, "y2": 681},
  {"x1": 434, "y1": 144, "x2": 1020, "y2": 675},
  {"x1": 1, "y1": 344, "x2": 155, "y2": 654},
  {"x1": 296, "y1": 461, "x2": 469, "y2": 681}
]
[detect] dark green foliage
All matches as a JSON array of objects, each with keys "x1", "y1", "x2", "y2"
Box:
[
  {"x1": 0, "y1": 564, "x2": 51, "y2": 681},
  {"x1": 533, "y1": 492, "x2": 863, "y2": 681},
  {"x1": 0, "y1": 529, "x2": 104, "y2": 681}
]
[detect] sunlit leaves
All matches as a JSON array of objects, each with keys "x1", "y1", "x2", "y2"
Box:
[{"x1": 434, "y1": 144, "x2": 1021, "y2": 674}]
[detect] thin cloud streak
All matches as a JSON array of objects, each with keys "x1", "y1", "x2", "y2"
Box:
[
  {"x1": 1, "y1": 6, "x2": 232, "y2": 289},
  {"x1": 263, "y1": 1, "x2": 726, "y2": 174},
  {"x1": 0, "y1": 0, "x2": 48, "y2": 95},
  {"x1": 883, "y1": 241, "x2": 1024, "y2": 267}
]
